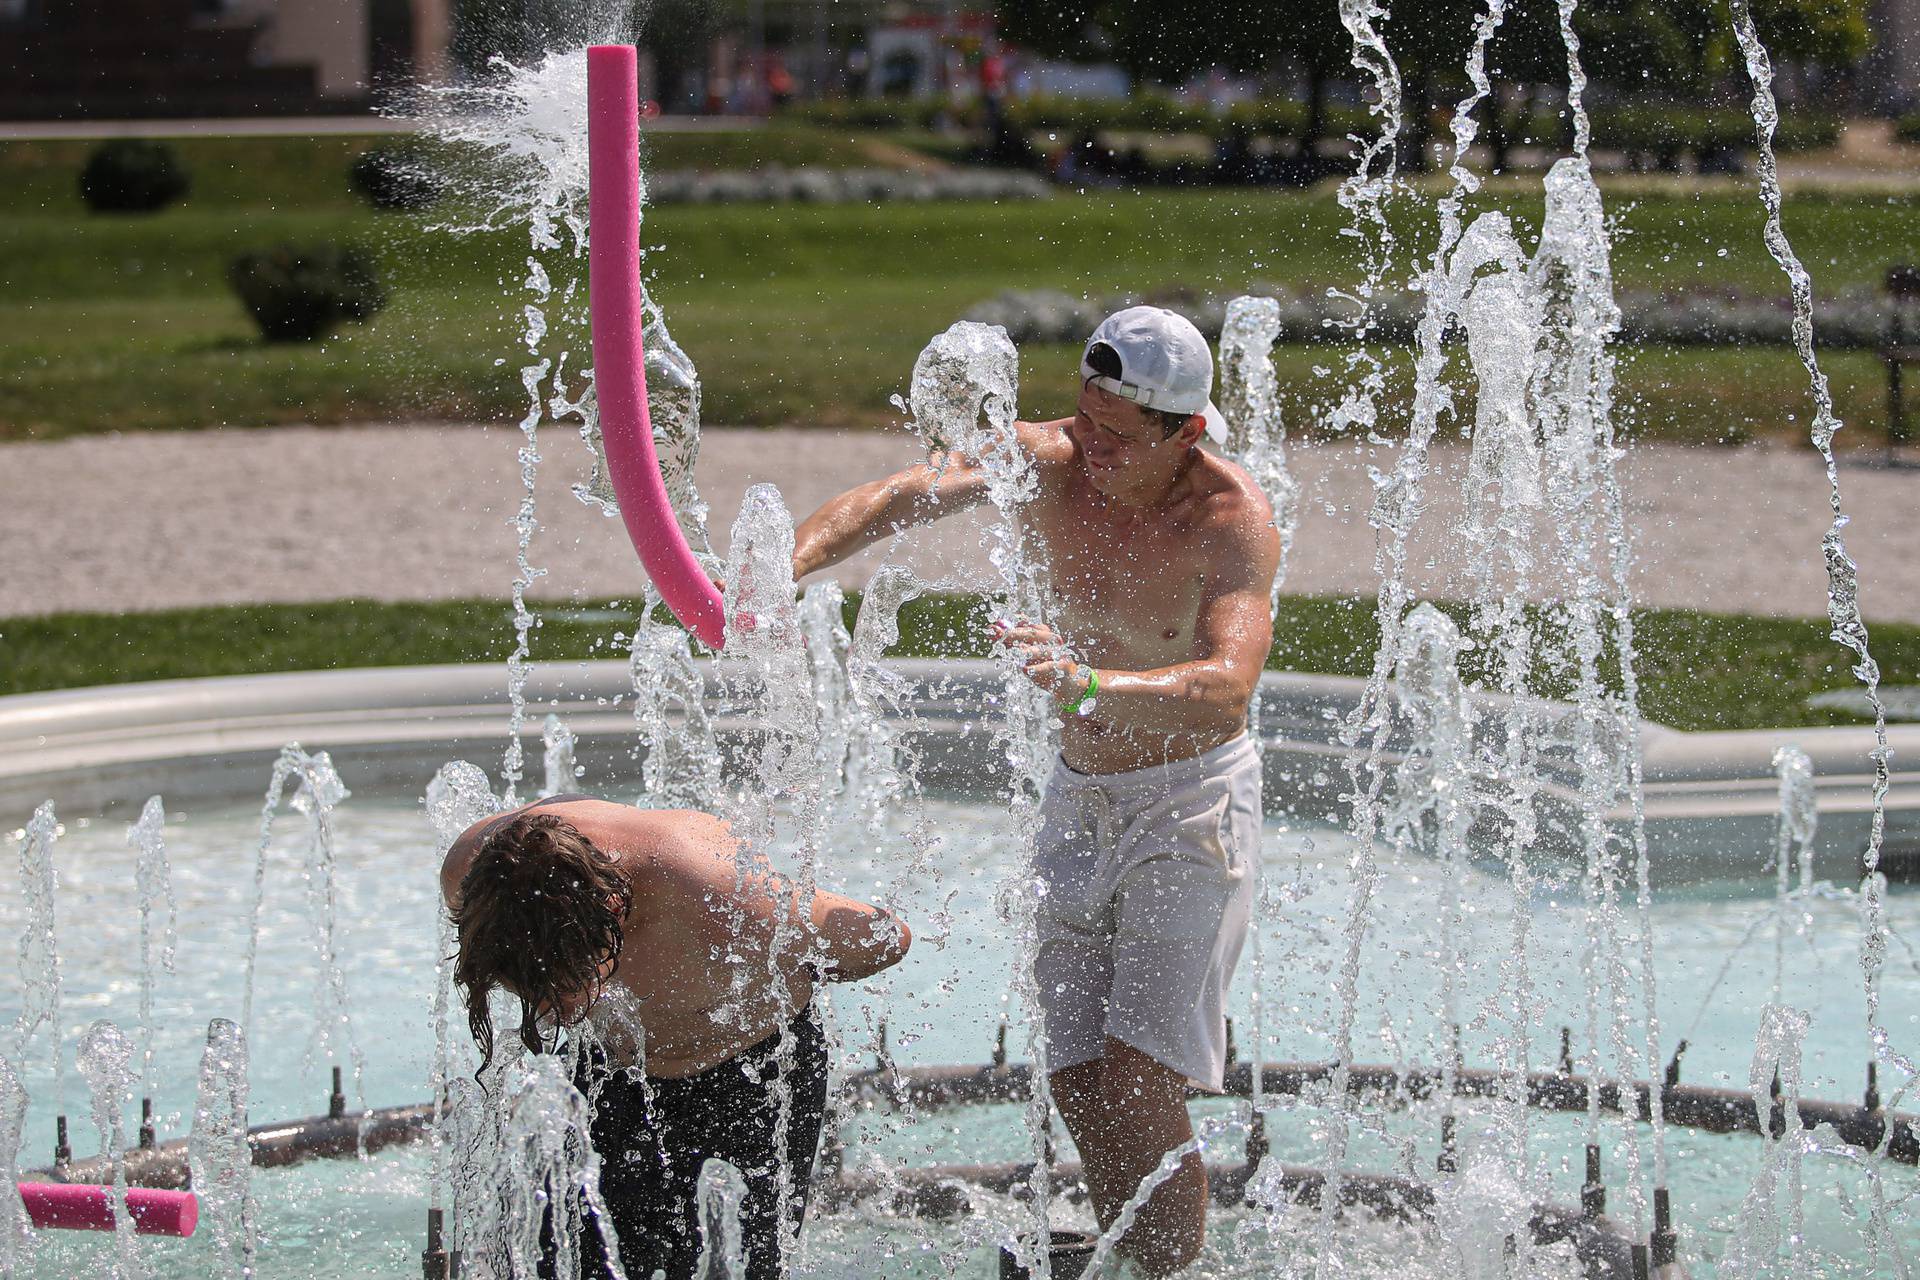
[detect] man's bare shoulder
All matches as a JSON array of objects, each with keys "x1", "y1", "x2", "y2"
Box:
[
  {"x1": 439, "y1": 800, "x2": 720, "y2": 905},
  {"x1": 1191, "y1": 449, "x2": 1277, "y2": 535}
]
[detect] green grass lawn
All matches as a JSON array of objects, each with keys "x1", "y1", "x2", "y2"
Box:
[
  {"x1": 2, "y1": 593, "x2": 1911, "y2": 734},
  {"x1": 0, "y1": 131, "x2": 1913, "y2": 439}
]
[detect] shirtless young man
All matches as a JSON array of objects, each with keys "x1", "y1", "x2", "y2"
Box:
[
  {"x1": 442, "y1": 795, "x2": 911, "y2": 1280},
  {"x1": 790, "y1": 307, "x2": 1280, "y2": 1275}
]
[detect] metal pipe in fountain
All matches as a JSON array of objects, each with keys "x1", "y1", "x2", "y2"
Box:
[{"x1": 586, "y1": 44, "x2": 727, "y2": 651}]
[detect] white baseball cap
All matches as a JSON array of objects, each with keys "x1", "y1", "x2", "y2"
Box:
[{"x1": 1080, "y1": 305, "x2": 1228, "y2": 445}]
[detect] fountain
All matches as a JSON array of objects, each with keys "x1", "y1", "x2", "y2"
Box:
[{"x1": 0, "y1": 2, "x2": 1917, "y2": 1277}]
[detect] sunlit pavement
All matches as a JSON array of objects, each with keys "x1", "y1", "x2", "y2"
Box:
[{"x1": 2, "y1": 424, "x2": 1917, "y2": 622}]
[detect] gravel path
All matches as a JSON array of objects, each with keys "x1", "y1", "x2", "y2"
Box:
[{"x1": 3, "y1": 425, "x2": 1917, "y2": 624}]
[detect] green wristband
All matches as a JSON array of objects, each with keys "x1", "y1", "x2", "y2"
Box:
[{"x1": 1064, "y1": 665, "x2": 1098, "y2": 716}]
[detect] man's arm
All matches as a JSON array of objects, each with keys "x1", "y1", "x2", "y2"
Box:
[
  {"x1": 1008, "y1": 502, "x2": 1281, "y2": 737},
  {"x1": 790, "y1": 422, "x2": 1059, "y2": 580}
]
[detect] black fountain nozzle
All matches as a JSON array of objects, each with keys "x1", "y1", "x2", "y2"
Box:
[
  {"x1": 1437, "y1": 1113, "x2": 1458, "y2": 1174},
  {"x1": 139, "y1": 1096, "x2": 156, "y2": 1150},
  {"x1": 423, "y1": 1207, "x2": 451, "y2": 1280},
  {"x1": 999, "y1": 1230, "x2": 1096, "y2": 1280},
  {"x1": 1224, "y1": 1017, "x2": 1237, "y2": 1068},
  {"x1": 1650, "y1": 1186, "x2": 1678, "y2": 1268},
  {"x1": 1663, "y1": 1040, "x2": 1688, "y2": 1091},
  {"x1": 329, "y1": 1065, "x2": 347, "y2": 1120},
  {"x1": 1560, "y1": 1026, "x2": 1575, "y2": 1075},
  {"x1": 1632, "y1": 1242, "x2": 1651, "y2": 1280},
  {"x1": 992, "y1": 1020, "x2": 1008, "y2": 1070},
  {"x1": 1580, "y1": 1143, "x2": 1606, "y2": 1221},
  {"x1": 1866, "y1": 1061, "x2": 1882, "y2": 1113},
  {"x1": 1245, "y1": 1108, "x2": 1269, "y2": 1168},
  {"x1": 53, "y1": 1115, "x2": 70, "y2": 1169}
]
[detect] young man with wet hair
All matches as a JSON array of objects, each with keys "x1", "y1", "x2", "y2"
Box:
[
  {"x1": 789, "y1": 306, "x2": 1279, "y2": 1276},
  {"x1": 442, "y1": 795, "x2": 911, "y2": 1280}
]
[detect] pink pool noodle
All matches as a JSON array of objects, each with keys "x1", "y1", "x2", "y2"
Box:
[
  {"x1": 588, "y1": 44, "x2": 728, "y2": 651},
  {"x1": 17, "y1": 1183, "x2": 198, "y2": 1237}
]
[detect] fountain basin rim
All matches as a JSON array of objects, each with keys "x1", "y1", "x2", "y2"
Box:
[{"x1": 4, "y1": 661, "x2": 1916, "y2": 883}]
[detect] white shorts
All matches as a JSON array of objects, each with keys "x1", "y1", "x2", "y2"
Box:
[{"x1": 1032, "y1": 733, "x2": 1261, "y2": 1093}]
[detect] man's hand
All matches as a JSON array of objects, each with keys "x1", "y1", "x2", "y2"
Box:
[{"x1": 992, "y1": 620, "x2": 1093, "y2": 708}]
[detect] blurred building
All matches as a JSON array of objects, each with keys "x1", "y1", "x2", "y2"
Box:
[
  {"x1": 0, "y1": 0, "x2": 452, "y2": 120},
  {"x1": 1867, "y1": 0, "x2": 1920, "y2": 112}
]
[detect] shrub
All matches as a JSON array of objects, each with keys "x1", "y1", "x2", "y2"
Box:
[
  {"x1": 349, "y1": 144, "x2": 442, "y2": 211},
  {"x1": 228, "y1": 243, "x2": 388, "y2": 343},
  {"x1": 1898, "y1": 114, "x2": 1920, "y2": 146},
  {"x1": 1590, "y1": 106, "x2": 1839, "y2": 167},
  {"x1": 78, "y1": 139, "x2": 190, "y2": 213}
]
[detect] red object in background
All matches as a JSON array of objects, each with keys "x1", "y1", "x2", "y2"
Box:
[
  {"x1": 981, "y1": 52, "x2": 1007, "y2": 96},
  {"x1": 17, "y1": 1183, "x2": 199, "y2": 1237},
  {"x1": 640, "y1": 99, "x2": 662, "y2": 119}
]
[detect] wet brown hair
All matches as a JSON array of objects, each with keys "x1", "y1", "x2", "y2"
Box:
[{"x1": 449, "y1": 811, "x2": 633, "y2": 1076}]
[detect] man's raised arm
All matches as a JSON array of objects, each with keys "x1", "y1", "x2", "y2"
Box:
[{"x1": 790, "y1": 423, "x2": 1060, "y2": 580}]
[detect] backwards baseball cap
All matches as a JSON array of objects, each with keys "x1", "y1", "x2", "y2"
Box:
[{"x1": 1080, "y1": 305, "x2": 1228, "y2": 446}]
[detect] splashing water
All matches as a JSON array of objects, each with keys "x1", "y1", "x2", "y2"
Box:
[
  {"x1": 240, "y1": 746, "x2": 366, "y2": 1122},
  {"x1": 1323, "y1": 7, "x2": 1517, "y2": 1252},
  {"x1": 799, "y1": 580, "x2": 855, "y2": 805},
  {"x1": 0, "y1": 1053, "x2": 31, "y2": 1273},
  {"x1": 1773, "y1": 747, "x2": 1818, "y2": 1003},
  {"x1": 712, "y1": 484, "x2": 832, "y2": 1268},
  {"x1": 425, "y1": 47, "x2": 600, "y2": 805},
  {"x1": 188, "y1": 1018, "x2": 255, "y2": 1279},
  {"x1": 899, "y1": 320, "x2": 1063, "y2": 1263},
  {"x1": 631, "y1": 601, "x2": 723, "y2": 809},
  {"x1": 1724, "y1": 1004, "x2": 1813, "y2": 1274},
  {"x1": 1321, "y1": 0, "x2": 1402, "y2": 438},
  {"x1": 497, "y1": 1054, "x2": 628, "y2": 1280},
  {"x1": 1723, "y1": 0, "x2": 1911, "y2": 1110},
  {"x1": 1435, "y1": 1122, "x2": 1532, "y2": 1279},
  {"x1": 126, "y1": 796, "x2": 177, "y2": 1105},
  {"x1": 1218, "y1": 292, "x2": 1304, "y2": 1142},
  {"x1": 693, "y1": 1158, "x2": 751, "y2": 1280},
  {"x1": 425, "y1": 762, "x2": 503, "y2": 1218},
  {"x1": 1218, "y1": 294, "x2": 1301, "y2": 582},
  {"x1": 1387, "y1": 605, "x2": 1476, "y2": 1107},
  {"x1": 9, "y1": 803, "x2": 60, "y2": 1106},
  {"x1": 77, "y1": 1019, "x2": 145, "y2": 1280},
  {"x1": 717, "y1": 483, "x2": 821, "y2": 858},
  {"x1": 541, "y1": 714, "x2": 580, "y2": 798}
]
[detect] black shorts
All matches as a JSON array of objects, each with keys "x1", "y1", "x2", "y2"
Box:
[{"x1": 573, "y1": 1006, "x2": 830, "y2": 1280}]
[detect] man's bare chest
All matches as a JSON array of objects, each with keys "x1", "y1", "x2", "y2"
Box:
[{"x1": 1028, "y1": 505, "x2": 1210, "y2": 652}]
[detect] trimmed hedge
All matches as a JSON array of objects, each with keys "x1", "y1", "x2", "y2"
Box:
[
  {"x1": 79, "y1": 139, "x2": 191, "y2": 213},
  {"x1": 1897, "y1": 113, "x2": 1920, "y2": 146},
  {"x1": 228, "y1": 243, "x2": 389, "y2": 342},
  {"x1": 349, "y1": 144, "x2": 443, "y2": 211}
]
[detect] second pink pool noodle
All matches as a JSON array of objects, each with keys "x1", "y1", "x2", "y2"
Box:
[
  {"x1": 587, "y1": 44, "x2": 728, "y2": 652},
  {"x1": 18, "y1": 1183, "x2": 198, "y2": 1236}
]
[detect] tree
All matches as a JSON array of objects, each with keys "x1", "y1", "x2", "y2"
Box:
[{"x1": 998, "y1": 2, "x2": 1280, "y2": 87}]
